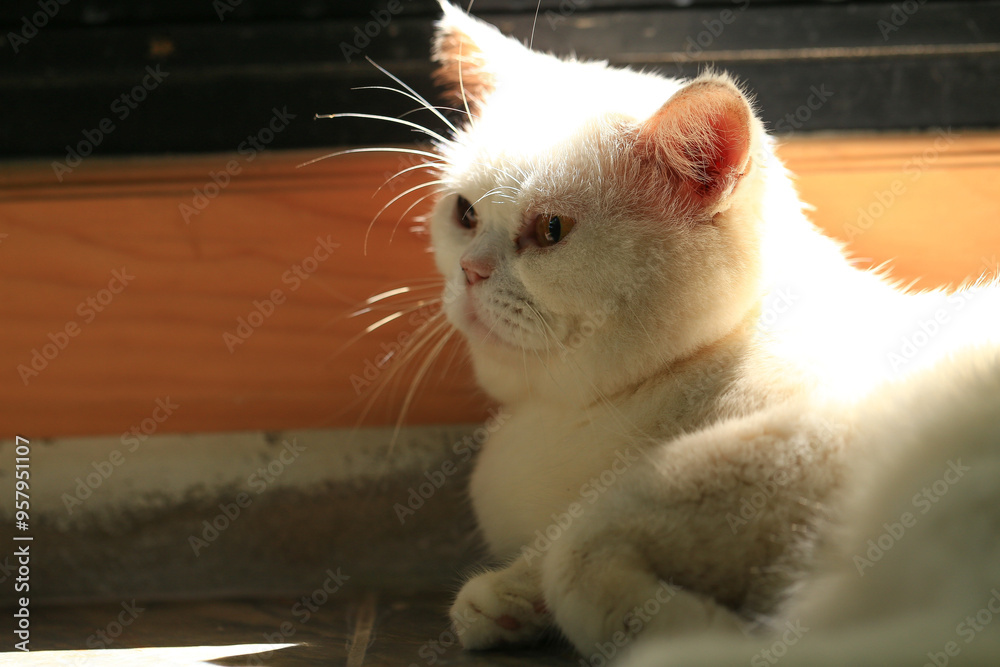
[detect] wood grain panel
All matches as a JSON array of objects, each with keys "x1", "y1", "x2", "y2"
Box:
[
  {"x1": 1, "y1": 132, "x2": 998, "y2": 438},
  {"x1": 0, "y1": 151, "x2": 486, "y2": 438}
]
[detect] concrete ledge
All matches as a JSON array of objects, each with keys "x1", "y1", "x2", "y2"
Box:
[{"x1": 1, "y1": 425, "x2": 490, "y2": 604}]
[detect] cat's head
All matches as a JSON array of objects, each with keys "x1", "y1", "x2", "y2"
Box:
[{"x1": 427, "y1": 2, "x2": 774, "y2": 406}]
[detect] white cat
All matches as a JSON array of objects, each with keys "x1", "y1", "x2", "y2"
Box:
[{"x1": 401, "y1": 2, "x2": 1000, "y2": 664}]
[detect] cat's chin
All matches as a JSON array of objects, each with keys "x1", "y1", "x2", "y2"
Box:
[{"x1": 456, "y1": 299, "x2": 523, "y2": 353}]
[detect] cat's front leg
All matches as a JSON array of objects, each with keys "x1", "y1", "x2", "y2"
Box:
[
  {"x1": 542, "y1": 536, "x2": 746, "y2": 657},
  {"x1": 450, "y1": 556, "x2": 552, "y2": 649}
]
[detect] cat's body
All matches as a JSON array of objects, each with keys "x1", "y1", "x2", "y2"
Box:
[
  {"x1": 400, "y1": 2, "x2": 1000, "y2": 663},
  {"x1": 622, "y1": 346, "x2": 1000, "y2": 666}
]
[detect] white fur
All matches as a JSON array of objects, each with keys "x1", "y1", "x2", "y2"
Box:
[{"x1": 423, "y1": 2, "x2": 1000, "y2": 661}]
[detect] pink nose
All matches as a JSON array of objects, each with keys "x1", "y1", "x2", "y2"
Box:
[{"x1": 461, "y1": 256, "x2": 492, "y2": 285}]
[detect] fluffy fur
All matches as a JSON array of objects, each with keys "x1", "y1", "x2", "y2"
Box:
[{"x1": 411, "y1": 2, "x2": 1000, "y2": 663}]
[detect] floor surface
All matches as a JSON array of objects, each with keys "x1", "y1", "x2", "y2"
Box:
[{"x1": 3, "y1": 592, "x2": 579, "y2": 666}]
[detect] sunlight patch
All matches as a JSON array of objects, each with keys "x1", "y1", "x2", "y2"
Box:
[{"x1": 4, "y1": 643, "x2": 296, "y2": 665}]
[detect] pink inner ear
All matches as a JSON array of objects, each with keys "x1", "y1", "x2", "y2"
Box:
[
  {"x1": 694, "y1": 107, "x2": 751, "y2": 198},
  {"x1": 637, "y1": 82, "x2": 752, "y2": 210}
]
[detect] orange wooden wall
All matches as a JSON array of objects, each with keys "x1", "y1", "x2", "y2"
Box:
[{"x1": 1, "y1": 132, "x2": 998, "y2": 438}]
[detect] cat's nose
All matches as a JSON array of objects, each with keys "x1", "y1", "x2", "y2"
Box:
[{"x1": 461, "y1": 256, "x2": 492, "y2": 285}]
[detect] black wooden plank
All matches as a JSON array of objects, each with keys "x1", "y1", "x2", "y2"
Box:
[{"x1": 1, "y1": 1, "x2": 998, "y2": 158}]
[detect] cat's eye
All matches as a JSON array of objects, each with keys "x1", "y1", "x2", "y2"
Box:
[
  {"x1": 534, "y1": 214, "x2": 577, "y2": 247},
  {"x1": 455, "y1": 195, "x2": 478, "y2": 230}
]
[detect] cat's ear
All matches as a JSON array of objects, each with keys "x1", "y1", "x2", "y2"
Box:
[
  {"x1": 636, "y1": 76, "x2": 754, "y2": 213},
  {"x1": 432, "y1": 1, "x2": 527, "y2": 111}
]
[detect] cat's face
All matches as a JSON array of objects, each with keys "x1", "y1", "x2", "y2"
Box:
[{"x1": 427, "y1": 3, "x2": 769, "y2": 405}]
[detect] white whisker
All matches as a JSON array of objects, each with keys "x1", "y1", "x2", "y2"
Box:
[
  {"x1": 391, "y1": 188, "x2": 448, "y2": 244},
  {"x1": 529, "y1": 0, "x2": 542, "y2": 51},
  {"x1": 364, "y1": 57, "x2": 460, "y2": 134},
  {"x1": 367, "y1": 179, "x2": 446, "y2": 254},
  {"x1": 374, "y1": 160, "x2": 446, "y2": 199},
  {"x1": 297, "y1": 146, "x2": 442, "y2": 169},
  {"x1": 391, "y1": 325, "x2": 458, "y2": 446},
  {"x1": 357, "y1": 313, "x2": 451, "y2": 433},
  {"x1": 315, "y1": 112, "x2": 453, "y2": 145},
  {"x1": 364, "y1": 286, "x2": 425, "y2": 306},
  {"x1": 352, "y1": 85, "x2": 471, "y2": 126},
  {"x1": 365, "y1": 311, "x2": 405, "y2": 334},
  {"x1": 399, "y1": 104, "x2": 475, "y2": 122},
  {"x1": 468, "y1": 186, "x2": 514, "y2": 211}
]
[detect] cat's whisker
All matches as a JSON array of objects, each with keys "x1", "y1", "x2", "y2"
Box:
[
  {"x1": 356, "y1": 313, "x2": 452, "y2": 436},
  {"x1": 511, "y1": 162, "x2": 530, "y2": 182},
  {"x1": 350, "y1": 296, "x2": 441, "y2": 319},
  {"x1": 528, "y1": 0, "x2": 542, "y2": 51},
  {"x1": 455, "y1": 20, "x2": 473, "y2": 126},
  {"x1": 468, "y1": 186, "x2": 513, "y2": 211},
  {"x1": 391, "y1": 325, "x2": 459, "y2": 447},
  {"x1": 335, "y1": 298, "x2": 444, "y2": 357},
  {"x1": 374, "y1": 160, "x2": 447, "y2": 199},
  {"x1": 438, "y1": 326, "x2": 471, "y2": 381},
  {"x1": 352, "y1": 86, "x2": 474, "y2": 126},
  {"x1": 484, "y1": 163, "x2": 524, "y2": 189},
  {"x1": 351, "y1": 313, "x2": 448, "y2": 425},
  {"x1": 297, "y1": 146, "x2": 444, "y2": 169},
  {"x1": 363, "y1": 57, "x2": 461, "y2": 134},
  {"x1": 364, "y1": 311, "x2": 407, "y2": 334},
  {"x1": 522, "y1": 302, "x2": 568, "y2": 354},
  {"x1": 363, "y1": 286, "x2": 421, "y2": 308},
  {"x1": 359, "y1": 284, "x2": 443, "y2": 309},
  {"x1": 315, "y1": 112, "x2": 453, "y2": 145},
  {"x1": 367, "y1": 179, "x2": 447, "y2": 254},
  {"x1": 398, "y1": 104, "x2": 477, "y2": 122},
  {"x1": 390, "y1": 187, "x2": 448, "y2": 244}
]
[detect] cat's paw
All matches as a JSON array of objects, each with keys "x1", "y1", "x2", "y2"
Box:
[
  {"x1": 451, "y1": 565, "x2": 550, "y2": 649},
  {"x1": 543, "y1": 538, "x2": 746, "y2": 656}
]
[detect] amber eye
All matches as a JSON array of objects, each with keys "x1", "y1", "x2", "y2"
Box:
[
  {"x1": 455, "y1": 195, "x2": 478, "y2": 230},
  {"x1": 534, "y1": 214, "x2": 576, "y2": 247}
]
